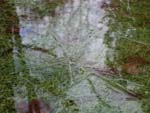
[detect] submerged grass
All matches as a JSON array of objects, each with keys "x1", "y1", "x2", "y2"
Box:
[
  {"x1": 1, "y1": 0, "x2": 150, "y2": 112},
  {"x1": 0, "y1": 0, "x2": 73, "y2": 112}
]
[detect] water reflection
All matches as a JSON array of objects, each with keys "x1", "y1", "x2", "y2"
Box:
[
  {"x1": 16, "y1": 0, "x2": 108, "y2": 68},
  {"x1": 15, "y1": 98, "x2": 52, "y2": 113},
  {"x1": 12, "y1": 0, "x2": 144, "y2": 113}
]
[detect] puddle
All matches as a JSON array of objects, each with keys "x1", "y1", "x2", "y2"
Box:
[
  {"x1": 16, "y1": 0, "x2": 109, "y2": 69},
  {"x1": 0, "y1": 0, "x2": 147, "y2": 113}
]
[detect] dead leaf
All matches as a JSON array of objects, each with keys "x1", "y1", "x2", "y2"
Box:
[
  {"x1": 126, "y1": 56, "x2": 148, "y2": 64},
  {"x1": 122, "y1": 62, "x2": 141, "y2": 75},
  {"x1": 122, "y1": 56, "x2": 150, "y2": 75}
]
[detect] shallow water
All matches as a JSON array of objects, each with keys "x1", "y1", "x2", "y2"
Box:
[{"x1": 0, "y1": 0, "x2": 149, "y2": 113}]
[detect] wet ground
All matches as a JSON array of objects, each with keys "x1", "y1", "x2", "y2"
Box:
[{"x1": 0, "y1": 0, "x2": 150, "y2": 113}]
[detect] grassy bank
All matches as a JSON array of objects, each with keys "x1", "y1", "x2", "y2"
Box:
[{"x1": 105, "y1": 0, "x2": 150, "y2": 112}]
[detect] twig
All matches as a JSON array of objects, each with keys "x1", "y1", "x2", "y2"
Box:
[{"x1": 90, "y1": 72, "x2": 143, "y2": 99}]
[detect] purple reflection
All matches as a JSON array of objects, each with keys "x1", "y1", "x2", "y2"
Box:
[
  {"x1": 16, "y1": 101, "x2": 29, "y2": 113},
  {"x1": 20, "y1": 27, "x2": 32, "y2": 38},
  {"x1": 16, "y1": 99, "x2": 52, "y2": 113}
]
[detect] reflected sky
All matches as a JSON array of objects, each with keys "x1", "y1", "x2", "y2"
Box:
[
  {"x1": 16, "y1": 0, "x2": 109, "y2": 68},
  {"x1": 13, "y1": 0, "x2": 143, "y2": 113}
]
